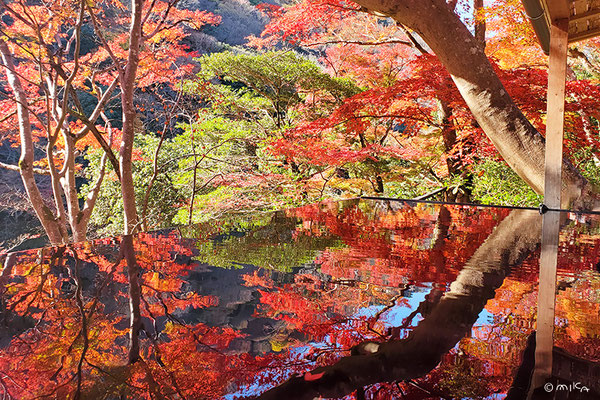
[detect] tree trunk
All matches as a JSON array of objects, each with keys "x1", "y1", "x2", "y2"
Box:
[
  {"x1": 438, "y1": 99, "x2": 473, "y2": 202},
  {"x1": 474, "y1": 0, "x2": 486, "y2": 49},
  {"x1": 61, "y1": 132, "x2": 85, "y2": 243},
  {"x1": 353, "y1": 0, "x2": 597, "y2": 208},
  {"x1": 119, "y1": 0, "x2": 144, "y2": 235},
  {"x1": 375, "y1": 175, "x2": 384, "y2": 193},
  {"x1": 0, "y1": 41, "x2": 64, "y2": 245}
]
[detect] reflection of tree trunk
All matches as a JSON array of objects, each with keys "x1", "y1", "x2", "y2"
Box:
[
  {"x1": 506, "y1": 333, "x2": 536, "y2": 400},
  {"x1": 257, "y1": 209, "x2": 541, "y2": 400},
  {"x1": 0, "y1": 252, "x2": 17, "y2": 317},
  {"x1": 430, "y1": 205, "x2": 451, "y2": 275},
  {"x1": 69, "y1": 250, "x2": 89, "y2": 400},
  {"x1": 123, "y1": 235, "x2": 142, "y2": 364},
  {"x1": 1, "y1": 253, "x2": 16, "y2": 286}
]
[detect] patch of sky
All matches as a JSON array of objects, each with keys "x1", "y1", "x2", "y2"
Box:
[{"x1": 474, "y1": 308, "x2": 494, "y2": 326}]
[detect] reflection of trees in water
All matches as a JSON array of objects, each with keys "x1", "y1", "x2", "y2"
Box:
[
  {"x1": 257, "y1": 209, "x2": 541, "y2": 399},
  {"x1": 257, "y1": 206, "x2": 600, "y2": 399},
  {"x1": 183, "y1": 207, "x2": 348, "y2": 272},
  {"x1": 1, "y1": 200, "x2": 600, "y2": 399},
  {"x1": 0, "y1": 233, "x2": 261, "y2": 398}
]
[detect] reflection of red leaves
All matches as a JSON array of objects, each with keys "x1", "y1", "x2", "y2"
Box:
[
  {"x1": 304, "y1": 370, "x2": 325, "y2": 381},
  {"x1": 242, "y1": 270, "x2": 274, "y2": 288}
]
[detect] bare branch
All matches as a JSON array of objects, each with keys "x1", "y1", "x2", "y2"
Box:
[
  {"x1": 67, "y1": 108, "x2": 121, "y2": 181},
  {"x1": 143, "y1": 0, "x2": 181, "y2": 40},
  {"x1": 86, "y1": 5, "x2": 125, "y2": 80},
  {"x1": 303, "y1": 38, "x2": 412, "y2": 47},
  {"x1": 0, "y1": 160, "x2": 50, "y2": 175},
  {"x1": 74, "y1": 76, "x2": 119, "y2": 138},
  {"x1": 79, "y1": 113, "x2": 113, "y2": 227}
]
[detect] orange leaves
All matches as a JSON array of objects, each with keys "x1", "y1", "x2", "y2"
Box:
[
  {"x1": 242, "y1": 269, "x2": 275, "y2": 288},
  {"x1": 79, "y1": 1, "x2": 220, "y2": 89},
  {"x1": 484, "y1": 0, "x2": 545, "y2": 67}
]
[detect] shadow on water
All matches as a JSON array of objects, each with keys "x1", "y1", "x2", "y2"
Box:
[{"x1": 0, "y1": 199, "x2": 599, "y2": 399}]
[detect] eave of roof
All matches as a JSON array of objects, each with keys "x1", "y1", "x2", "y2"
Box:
[{"x1": 520, "y1": 0, "x2": 600, "y2": 54}]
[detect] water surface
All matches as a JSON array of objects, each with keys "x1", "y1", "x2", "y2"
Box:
[{"x1": 1, "y1": 199, "x2": 599, "y2": 399}]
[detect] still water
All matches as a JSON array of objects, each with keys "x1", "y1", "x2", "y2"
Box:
[{"x1": 1, "y1": 199, "x2": 599, "y2": 399}]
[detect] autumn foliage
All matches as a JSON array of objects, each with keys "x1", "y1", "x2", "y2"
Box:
[{"x1": 2, "y1": 199, "x2": 600, "y2": 398}]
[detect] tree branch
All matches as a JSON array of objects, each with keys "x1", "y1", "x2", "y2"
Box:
[
  {"x1": 0, "y1": 160, "x2": 49, "y2": 175},
  {"x1": 303, "y1": 39, "x2": 412, "y2": 47}
]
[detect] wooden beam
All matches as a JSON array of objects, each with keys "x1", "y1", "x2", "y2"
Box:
[
  {"x1": 569, "y1": 7, "x2": 600, "y2": 22},
  {"x1": 542, "y1": 0, "x2": 571, "y2": 19},
  {"x1": 569, "y1": 25, "x2": 600, "y2": 42},
  {"x1": 532, "y1": 211, "x2": 561, "y2": 392},
  {"x1": 544, "y1": 18, "x2": 569, "y2": 210}
]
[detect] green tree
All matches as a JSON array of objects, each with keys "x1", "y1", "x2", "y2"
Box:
[{"x1": 171, "y1": 50, "x2": 361, "y2": 223}]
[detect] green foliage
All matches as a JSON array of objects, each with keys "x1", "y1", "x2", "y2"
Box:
[
  {"x1": 183, "y1": 50, "x2": 360, "y2": 131},
  {"x1": 471, "y1": 159, "x2": 542, "y2": 207},
  {"x1": 181, "y1": 210, "x2": 344, "y2": 271},
  {"x1": 570, "y1": 146, "x2": 600, "y2": 190},
  {"x1": 80, "y1": 47, "x2": 567, "y2": 240},
  {"x1": 81, "y1": 134, "x2": 183, "y2": 238},
  {"x1": 165, "y1": 50, "x2": 365, "y2": 221},
  {"x1": 196, "y1": 50, "x2": 359, "y2": 101}
]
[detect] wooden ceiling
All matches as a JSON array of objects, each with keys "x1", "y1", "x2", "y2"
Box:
[
  {"x1": 568, "y1": 0, "x2": 600, "y2": 42},
  {"x1": 541, "y1": 0, "x2": 600, "y2": 42}
]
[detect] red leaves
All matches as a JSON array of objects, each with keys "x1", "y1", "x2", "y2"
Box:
[
  {"x1": 268, "y1": 55, "x2": 459, "y2": 168},
  {"x1": 250, "y1": 0, "x2": 361, "y2": 48}
]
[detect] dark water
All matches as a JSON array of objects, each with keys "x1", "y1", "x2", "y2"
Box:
[{"x1": 1, "y1": 199, "x2": 599, "y2": 399}]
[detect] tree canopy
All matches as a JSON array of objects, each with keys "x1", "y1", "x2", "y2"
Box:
[{"x1": 2, "y1": 0, "x2": 600, "y2": 246}]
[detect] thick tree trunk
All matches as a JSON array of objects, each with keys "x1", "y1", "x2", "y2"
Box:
[
  {"x1": 257, "y1": 208, "x2": 542, "y2": 399},
  {"x1": 353, "y1": 0, "x2": 597, "y2": 208},
  {"x1": 0, "y1": 41, "x2": 64, "y2": 245},
  {"x1": 119, "y1": 0, "x2": 144, "y2": 235}
]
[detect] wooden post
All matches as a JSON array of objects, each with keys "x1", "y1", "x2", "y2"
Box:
[
  {"x1": 533, "y1": 211, "x2": 560, "y2": 391},
  {"x1": 543, "y1": 18, "x2": 569, "y2": 209},
  {"x1": 532, "y1": 17, "x2": 569, "y2": 393}
]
